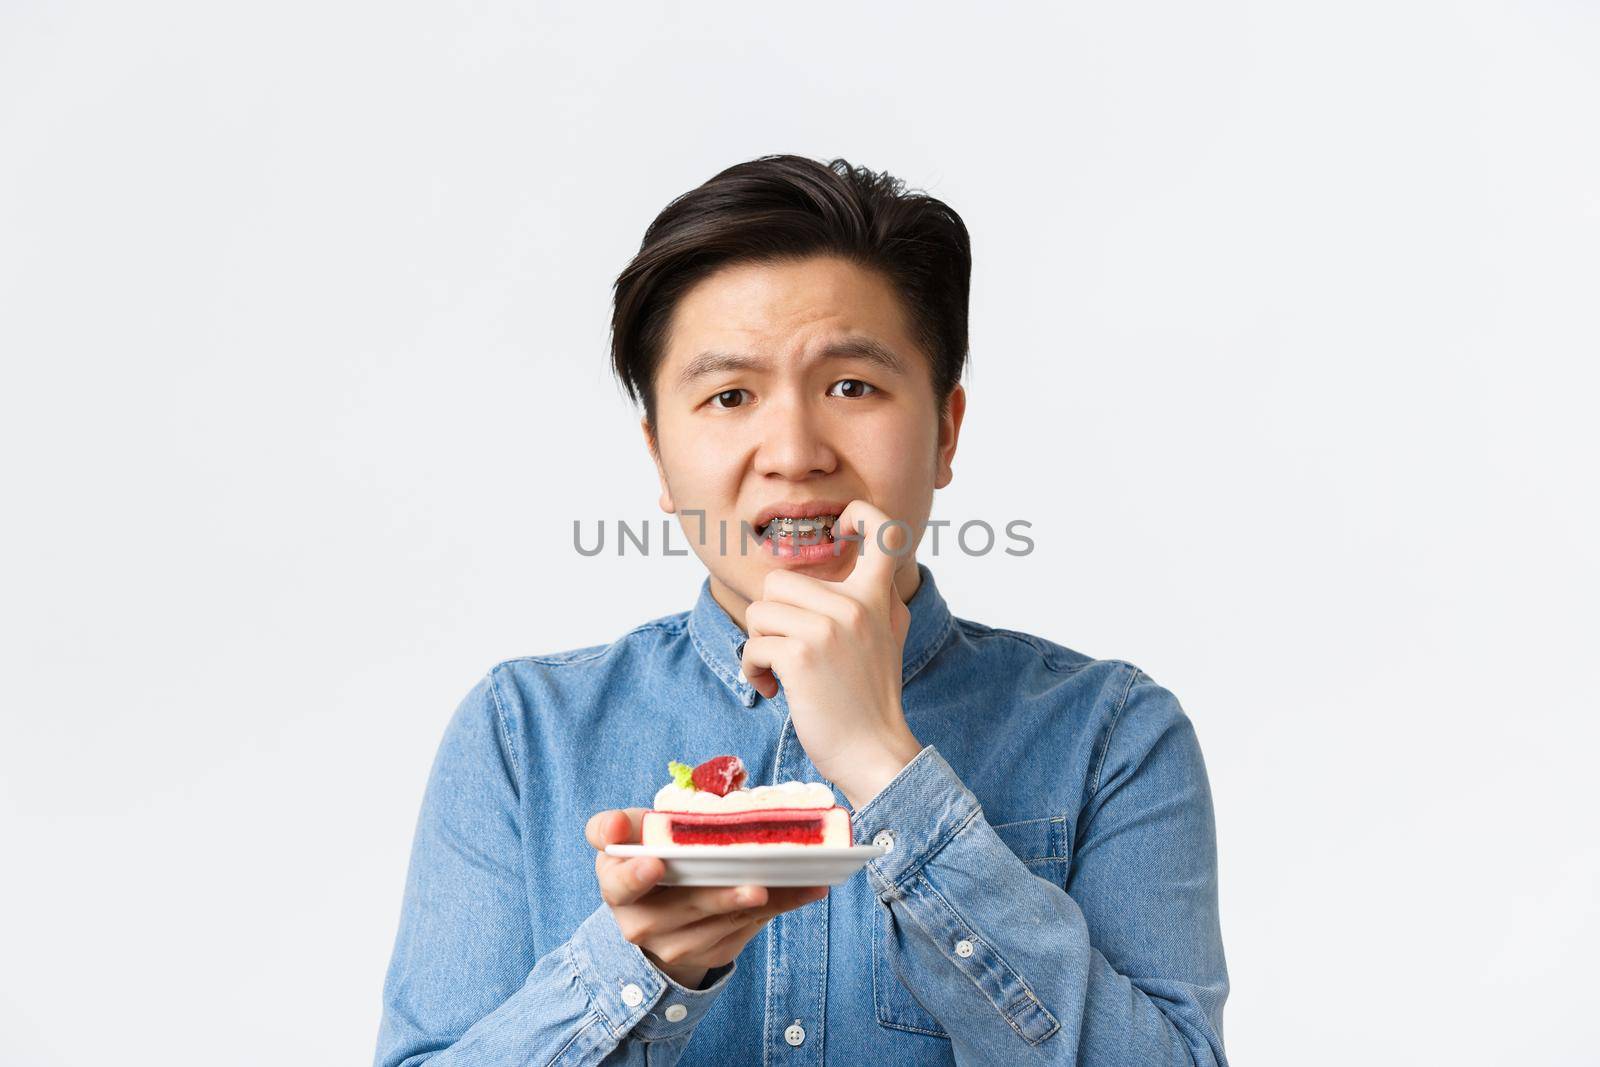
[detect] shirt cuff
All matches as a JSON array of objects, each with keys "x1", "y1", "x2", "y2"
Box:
[
  {"x1": 565, "y1": 901, "x2": 738, "y2": 1042},
  {"x1": 850, "y1": 744, "x2": 982, "y2": 898}
]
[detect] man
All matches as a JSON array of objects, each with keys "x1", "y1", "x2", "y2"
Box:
[{"x1": 374, "y1": 155, "x2": 1229, "y2": 1066}]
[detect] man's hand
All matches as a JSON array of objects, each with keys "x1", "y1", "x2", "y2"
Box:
[
  {"x1": 586, "y1": 809, "x2": 828, "y2": 990},
  {"x1": 739, "y1": 499, "x2": 925, "y2": 809}
]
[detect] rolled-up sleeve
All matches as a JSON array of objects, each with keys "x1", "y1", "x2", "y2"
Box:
[{"x1": 851, "y1": 668, "x2": 1228, "y2": 1065}]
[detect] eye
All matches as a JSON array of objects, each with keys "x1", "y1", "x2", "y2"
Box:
[
  {"x1": 708, "y1": 388, "x2": 748, "y2": 410},
  {"x1": 829, "y1": 379, "x2": 877, "y2": 399}
]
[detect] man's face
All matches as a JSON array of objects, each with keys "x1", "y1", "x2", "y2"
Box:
[{"x1": 643, "y1": 254, "x2": 964, "y2": 628}]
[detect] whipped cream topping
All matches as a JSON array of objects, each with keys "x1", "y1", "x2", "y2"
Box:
[{"x1": 652, "y1": 779, "x2": 836, "y2": 813}]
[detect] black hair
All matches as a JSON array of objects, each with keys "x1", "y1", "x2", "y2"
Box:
[{"x1": 610, "y1": 154, "x2": 972, "y2": 430}]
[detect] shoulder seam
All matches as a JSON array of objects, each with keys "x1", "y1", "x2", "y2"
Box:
[
  {"x1": 952, "y1": 619, "x2": 1094, "y2": 675},
  {"x1": 485, "y1": 664, "x2": 523, "y2": 788},
  {"x1": 1089, "y1": 664, "x2": 1143, "y2": 795},
  {"x1": 498, "y1": 618, "x2": 685, "y2": 670}
]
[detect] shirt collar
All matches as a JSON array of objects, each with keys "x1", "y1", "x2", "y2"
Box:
[{"x1": 687, "y1": 561, "x2": 954, "y2": 708}]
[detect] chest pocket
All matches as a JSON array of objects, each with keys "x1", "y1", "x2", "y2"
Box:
[{"x1": 872, "y1": 814, "x2": 1071, "y2": 1038}]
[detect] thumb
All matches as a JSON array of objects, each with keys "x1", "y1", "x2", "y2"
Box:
[{"x1": 586, "y1": 808, "x2": 647, "y2": 849}]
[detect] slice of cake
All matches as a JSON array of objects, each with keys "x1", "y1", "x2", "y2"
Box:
[{"x1": 641, "y1": 755, "x2": 852, "y2": 847}]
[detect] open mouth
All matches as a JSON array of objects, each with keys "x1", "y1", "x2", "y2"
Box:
[{"x1": 755, "y1": 513, "x2": 841, "y2": 546}]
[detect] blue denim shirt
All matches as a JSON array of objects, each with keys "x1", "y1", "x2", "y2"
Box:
[{"x1": 374, "y1": 562, "x2": 1228, "y2": 1065}]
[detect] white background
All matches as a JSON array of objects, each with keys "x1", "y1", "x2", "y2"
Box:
[{"x1": 3, "y1": 2, "x2": 1596, "y2": 1064}]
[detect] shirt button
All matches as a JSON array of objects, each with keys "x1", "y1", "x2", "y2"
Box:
[
  {"x1": 784, "y1": 1020, "x2": 806, "y2": 1046},
  {"x1": 955, "y1": 938, "x2": 974, "y2": 958},
  {"x1": 737, "y1": 670, "x2": 748, "y2": 686},
  {"x1": 664, "y1": 1003, "x2": 688, "y2": 1022},
  {"x1": 872, "y1": 830, "x2": 895, "y2": 852},
  {"x1": 621, "y1": 983, "x2": 644, "y2": 1007}
]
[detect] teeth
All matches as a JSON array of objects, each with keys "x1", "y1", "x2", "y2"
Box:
[{"x1": 761, "y1": 513, "x2": 839, "y2": 537}]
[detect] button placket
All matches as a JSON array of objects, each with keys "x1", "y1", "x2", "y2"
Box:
[{"x1": 763, "y1": 712, "x2": 829, "y2": 1063}]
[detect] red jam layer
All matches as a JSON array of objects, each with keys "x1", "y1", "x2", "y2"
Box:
[{"x1": 667, "y1": 808, "x2": 827, "y2": 845}]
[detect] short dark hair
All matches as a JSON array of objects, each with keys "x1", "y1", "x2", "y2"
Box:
[{"x1": 610, "y1": 154, "x2": 972, "y2": 430}]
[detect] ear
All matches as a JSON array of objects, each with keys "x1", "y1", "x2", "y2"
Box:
[
  {"x1": 934, "y1": 383, "x2": 966, "y2": 490},
  {"x1": 642, "y1": 417, "x2": 675, "y2": 513}
]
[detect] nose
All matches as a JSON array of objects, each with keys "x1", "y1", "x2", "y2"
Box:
[{"x1": 754, "y1": 394, "x2": 837, "y2": 478}]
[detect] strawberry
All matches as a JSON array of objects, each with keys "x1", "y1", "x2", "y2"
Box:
[{"x1": 691, "y1": 754, "x2": 748, "y2": 796}]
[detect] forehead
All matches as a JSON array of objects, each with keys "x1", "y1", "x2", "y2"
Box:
[{"x1": 659, "y1": 255, "x2": 923, "y2": 381}]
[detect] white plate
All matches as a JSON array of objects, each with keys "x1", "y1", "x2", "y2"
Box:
[{"x1": 605, "y1": 843, "x2": 886, "y2": 886}]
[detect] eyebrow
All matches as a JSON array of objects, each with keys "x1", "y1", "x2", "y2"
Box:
[{"x1": 674, "y1": 337, "x2": 908, "y2": 392}]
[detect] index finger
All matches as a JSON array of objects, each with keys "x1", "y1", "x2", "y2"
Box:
[{"x1": 835, "y1": 498, "x2": 912, "y2": 594}]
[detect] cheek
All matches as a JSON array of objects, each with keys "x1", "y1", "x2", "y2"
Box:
[
  {"x1": 674, "y1": 448, "x2": 746, "y2": 508},
  {"x1": 847, "y1": 414, "x2": 935, "y2": 470}
]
